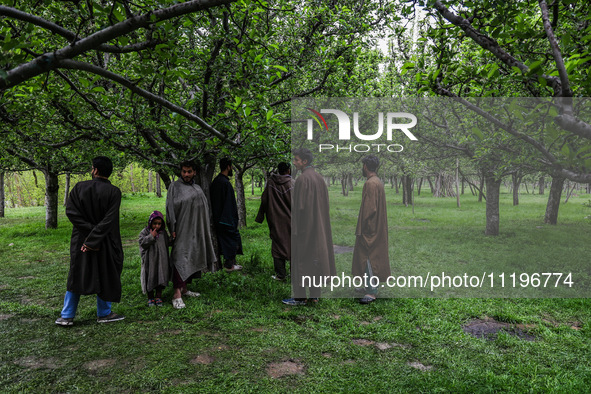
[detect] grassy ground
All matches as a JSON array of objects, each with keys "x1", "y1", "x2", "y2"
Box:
[{"x1": 1, "y1": 184, "x2": 590, "y2": 392}]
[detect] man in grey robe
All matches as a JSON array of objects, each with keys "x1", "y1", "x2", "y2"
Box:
[{"x1": 166, "y1": 161, "x2": 217, "y2": 309}]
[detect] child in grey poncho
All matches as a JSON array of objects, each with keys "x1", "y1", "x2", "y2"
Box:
[{"x1": 138, "y1": 211, "x2": 171, "y2": 306}]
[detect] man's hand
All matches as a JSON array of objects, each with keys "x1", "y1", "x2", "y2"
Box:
[
  {"x1": 81, "y1": 244, "x2": 98, "y2": 252},
  {"x1": 172, "y1": 232, "x2": 176, "y2": 240}
]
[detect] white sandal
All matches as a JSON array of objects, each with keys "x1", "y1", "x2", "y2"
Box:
[{"x1": 172, "y1": 298, "x2": 185, "y2": 309}]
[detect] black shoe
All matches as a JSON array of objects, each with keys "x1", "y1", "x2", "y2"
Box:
[
  {"x1": 55, "y1": 317, "x2": 74, "y2": 326},
  {"x1": 359, "y1": 295, "x2": 376, "y2": 304},
  {"x1": 97, "y1": 312, "x2": 125, "y2": 323}
]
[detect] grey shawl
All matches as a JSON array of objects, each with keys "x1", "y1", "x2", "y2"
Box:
[
  {"x1": 166, "y1": 179, "x2": 218, "y2": 280},
  {"x1": 138, "y1": 228, "x2": 170, "y2": 293}
]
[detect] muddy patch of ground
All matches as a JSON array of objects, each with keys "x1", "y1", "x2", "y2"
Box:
[
  {"x1": 569, "y1": 321, "x2": 582, "y2": 331},
  {"x1": 0, "y1": 314, "x2": 15, "y2": 321},
  {"x1": 14, "y1": 356, "x2": 62, "y2": 370},
  {"x1": 83, "y1": 359, "x2": 116, "y2": 371},
  {"x1": 353, "y1": 339, "x2": 410, "y2": 351},
  {"x1": 267, "y1": 360, "x2": 305, "y2": 378},
  {"x1": 333, "y1": 245, "x2": 354, "y2": 254},
  {"x1": 463, "y1": 317, "x2": 536, "y2": 341},
  {"x1": 352, "y1": 338, "x2": 374, "y2": 346},
  {"x1": 408, "y1": 361, "x2": 433, "y2": 372},
  {"x1": 191, "y1": 354, "x2": 215, "y2": 365}
]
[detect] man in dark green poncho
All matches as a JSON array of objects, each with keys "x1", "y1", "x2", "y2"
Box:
[{"x1": 210, "y1": 158, "x2": 243, "y2": 272}]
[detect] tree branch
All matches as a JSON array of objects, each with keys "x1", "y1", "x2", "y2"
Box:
[
  {"x1": 57, "y1": 59, "x2": 238, "y2": 145},
  {"x1": 0, "y1": 0, "x2": 236, "y2": 89},
  {"x1": 538, "y1": 0, "x2": 572, "y2": 98},
  {"x1": 432, "y1": 0, "x2": 561, "y2": 94}
]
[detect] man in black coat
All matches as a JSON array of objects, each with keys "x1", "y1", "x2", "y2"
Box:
[
  {"x1": 55, "y1": 156, "x2": 125, "y2": 326},
  {"x1": 210, "y1": 158, "x2": 243, "y2": 272}
]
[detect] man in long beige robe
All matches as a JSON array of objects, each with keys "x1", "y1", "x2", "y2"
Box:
[{"x1": 352, "y1": 155, "x2": 391, "y2": 304}]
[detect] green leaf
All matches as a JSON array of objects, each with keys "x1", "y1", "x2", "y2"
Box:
[
  {"x1": 266, "y1": 109, "x2": 273, "y2": 121},
  {"x1": 118, "y1": 36, "x2": 129, "y2": 46},
  {"x1": 471, "y1": 127, "x2": 483, "y2": 140},
  {"x1": 272, "y1": 65, "x2": 288, "y2": 72},
  {"x1": 487, "y1": 64, "x2": 499, "y2": 79},
  {"x1": 526, "y1": 60, "x2": 543, "y2": 76}
]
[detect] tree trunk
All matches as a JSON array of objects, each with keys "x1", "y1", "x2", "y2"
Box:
[
  {"x1": 394, "y1": 175, "x2": 399, "y2": 194},
  {"x1": 251, "y1": 173, "x2": 255, "y2": 195},
  {"x1": 511, "y1": 173, "x2": 521, "y2": 206},
  {"x1": 544, "y1": 175, "x2": 564, "y2": 225},
  {"x1": 64, "y1": 173, "x2": 71, "y2": 206},
  {"x1": 538, "y1": 176, "x2": 545, "y2": 195},
  {"x1": 348, "y1": 174, "x2": 354, "y2": 191},
  {"x1": 456, "y1": 159, "x2": 460, "y2": 208},
  {"x1": 6, "y1": 173, "x2": 14, "y2": 208},
  {"x1": 155, "y1": 172, "x2": 162, "y2": 197},
  {"x1": 0, "y1": 171, "x2": 4, "y2": 218},
  {"x1": 159, "y1": 171, "x2": 172, "y2": 191},
  {"x1": 417, "y1": 178, "x2": 423, "y2": 196},
  {"x1": 341, "y1": 175, "x2": 349, "y2": 196},
  {"x1": 235, "y1": 168, "x2": 247, "y2": 228},
  {"x1": 196, "y1": 156, "x2": 216, "y2": 206},
  {"x1": 148, "y1": 171, "x2": 153, "y2": 193},
  {"x1": 478, "y1": 172, "x2": 485, "y2": 202},
  {"x1": 130, "y1": 163, "x2": 135, "y2": 193},
  {"x1": 402, "y1": 175, "x2": 413, "y2": 206},
  {"x1": 564, "y1": 182, "x2": 577, "y2": 204},
  {"x1": 427, "y1": 176, "x2": 434, "y2": 195},
  {"x1": 485, "y1": 175, "x2": 501, "y2": 236},
  {"x1": 44, "y1": 171, "x2": 59, "y2": 229}
]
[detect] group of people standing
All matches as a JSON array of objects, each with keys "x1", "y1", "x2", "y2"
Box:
[{"x1": 55, "y1": 149, "x2": 391, "y2": 326}]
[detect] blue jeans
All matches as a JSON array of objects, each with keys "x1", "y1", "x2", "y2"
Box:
[{"x1": 60, "y1": 291, "x2": 111, "y2": 319}]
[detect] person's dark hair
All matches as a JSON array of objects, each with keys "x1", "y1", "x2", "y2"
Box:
[
  {"x1": 361, "y1": 155, "x2": 380, "y2": 172},
  {"x1": 180, "y1": 160, "x2": 197, "y2": 171},
  {"x1": 92, "y1": 156, "x2": 113, "y2": 178},
  {"x1": 220, "y1": 157, "x2": 232, "y2": 171},
  {"x1": 292, "y1": 148, "x2": 313, "y2": 165},
  {"x1": 277, "y1": 162, "x2": 290, "y2": 175}
]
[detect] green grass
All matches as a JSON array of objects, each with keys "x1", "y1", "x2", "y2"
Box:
[{"x1": 1, "y1": 187, "x2": 590, "y2": 392}]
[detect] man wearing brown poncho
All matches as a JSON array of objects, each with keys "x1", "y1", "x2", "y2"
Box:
[
  {"x1": 255, "y1": 162, "x2": 294, "y2": 281},
  {"x1": 352, "y1": 155, "x2": 391, "y2": 304},
  {"x1": 284, "y1": 148, "x2": 336, "y2": 306}
]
